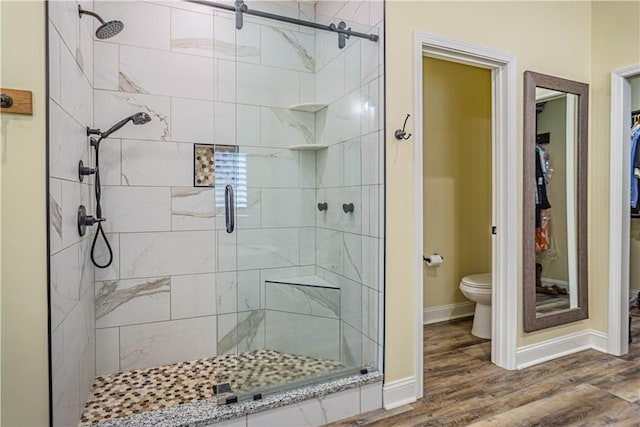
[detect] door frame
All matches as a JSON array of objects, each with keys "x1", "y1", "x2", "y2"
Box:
[
  {"x1": 608, "y1": 64, "x2": 640, "y2": 355},
  {"x1": 413, "y1": 32, "x2": 519, "y2": 397}
]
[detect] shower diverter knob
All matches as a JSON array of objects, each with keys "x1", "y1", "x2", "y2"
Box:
[{"x1": 77, "y1": 205, "x2": 106, "y2": 237}]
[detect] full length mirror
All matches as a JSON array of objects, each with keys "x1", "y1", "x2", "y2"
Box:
[{"x1": 524, "y1": 71, "x2": 589, "y2": 332}]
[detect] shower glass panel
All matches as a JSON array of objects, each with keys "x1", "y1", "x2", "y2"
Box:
[{"x1": 220, "y1": 1, "x2": 381, "y2": 402}]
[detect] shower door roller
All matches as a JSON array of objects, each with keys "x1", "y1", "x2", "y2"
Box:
[{"x1": 225, "y1": 184, "x2": 235, "y2": 233}]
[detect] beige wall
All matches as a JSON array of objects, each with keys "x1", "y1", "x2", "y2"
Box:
[
  {"x1": 385, "y1": 0, "x2": 594, "y2": 382},
  {"x1": 0, "y1": 1, "x2": 50, "y2": 425},
  {"x1": 422, "y1": 58, "x2": 492, "y2": 309},
  {"x1": 590, "y1": 1, "x2": 640, "y2": 333}
]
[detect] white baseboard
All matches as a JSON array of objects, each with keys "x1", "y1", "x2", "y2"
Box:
[
  {"x1": 423, "y1": 302, "x2": 475, "y2": 325},
  {"x1": 516, "y1": 329, "x2": 609, "y2": 369},
  {"x1": 382, "y1": 377, "x2": 417, "y2": 410}
]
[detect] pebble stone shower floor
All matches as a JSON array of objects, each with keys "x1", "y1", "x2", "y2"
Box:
[{"x1": 80, "y1": 349, "x2": 343, "y2": 425}]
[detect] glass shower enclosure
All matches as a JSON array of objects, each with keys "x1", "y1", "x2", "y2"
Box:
[{"x1": 48, "y1": 0, "x2": 384, "y2": 423}]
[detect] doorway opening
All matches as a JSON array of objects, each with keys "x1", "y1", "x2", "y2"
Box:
[
  {"x1": 609, "y1": 65, "x2": 640, "y2": 355},
  {"x1": 421, "y1": 57, "x2": 493, "y2": 338},
  {"x1": 413, "y1": 33, "x2": 518, "y2": 399}
]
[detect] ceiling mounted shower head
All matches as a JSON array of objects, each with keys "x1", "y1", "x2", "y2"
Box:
[{"x1": 78, "y1": 5, "x2": 124, "y2": 40}]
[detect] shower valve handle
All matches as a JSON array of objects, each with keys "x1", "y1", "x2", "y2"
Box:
[
  {"x1": 77, "y1": 205, "x2": 106, "y2": 237},
  {"x1": 78, "y1": 160, "x2": 96, "y2": 182},
  {"x1": 85, "y1": 216, "x2": 106, "y2": 226}
]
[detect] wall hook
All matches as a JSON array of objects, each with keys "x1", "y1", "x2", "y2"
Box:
[{"x1": 394, "y1": 114, "x2": 412, "y2": 141}]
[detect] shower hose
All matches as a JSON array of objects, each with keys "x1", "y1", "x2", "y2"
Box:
[{"x1": 90, "y1": 138, "x2": 113, "y2": 269}]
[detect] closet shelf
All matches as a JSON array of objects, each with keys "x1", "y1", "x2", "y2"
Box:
[
  {"x1": 289, "y1": 144, "x2": 328, "y2": 151},
  {"x1": 288, "y1": 103, "x2": 328, "y2": 113}
]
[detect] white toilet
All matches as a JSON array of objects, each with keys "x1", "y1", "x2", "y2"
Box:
[{"x1": 459, "y1": 273, "x2": 492, "y2": 339}]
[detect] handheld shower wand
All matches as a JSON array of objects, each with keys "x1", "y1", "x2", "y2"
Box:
[
  {"x1": 86, "y1": 112, "x2": 151, "y2": 142},
  {"x1": 85, "y1": 112, "x2": 152, "y2": 268}
]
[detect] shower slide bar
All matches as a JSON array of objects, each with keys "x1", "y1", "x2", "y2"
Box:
[{"x1": 185, "y1": 0, "x2": 379, "y2": 49}]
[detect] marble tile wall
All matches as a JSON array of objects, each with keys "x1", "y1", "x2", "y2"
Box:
[
  {"x1": 85, "y1": 0, "x2": 384, "y2": 402},
  {"x1": 312, "y1": 0, "x2": 385, "y2": 369},
  {"x1": 49, "y1": 1, "x2": 96, "y2": 425},
  {"x1": 90, "y1": 0, "x2": 342, "y2": 375}
]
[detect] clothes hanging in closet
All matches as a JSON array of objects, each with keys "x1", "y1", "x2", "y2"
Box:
[{"x1": 535, "y1": 145, "x2": 551, "y2": 228}]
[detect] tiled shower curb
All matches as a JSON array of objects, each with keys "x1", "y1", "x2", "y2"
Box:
[{"x1": 84, "y1": 371, "x2": 383, "y2": 426}]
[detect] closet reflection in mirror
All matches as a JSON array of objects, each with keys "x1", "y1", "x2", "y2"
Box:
[
  {"x1": 534, "y1": 89, "x2": 579, "y2": 314},
  {"x1": 524, "y1": 71, "x2": 589, "y2": 332}
]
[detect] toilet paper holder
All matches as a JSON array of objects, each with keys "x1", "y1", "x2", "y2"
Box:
[{"x1": 423, "y1": 253, "x2": 444, "y2": 264}]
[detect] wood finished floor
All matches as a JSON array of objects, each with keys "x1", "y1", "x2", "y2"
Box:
[{"x1": 326, "y1": 317, "x2": 640, "y2": 427}]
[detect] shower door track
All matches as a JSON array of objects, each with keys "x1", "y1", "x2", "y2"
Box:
[{"x1": 185, "y1": 0, "x2": 379, "y2": 49}]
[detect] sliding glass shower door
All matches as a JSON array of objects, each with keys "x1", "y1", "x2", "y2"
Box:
[{"x1": 214, "y1": 0, "x2": 383, "y2": 402}]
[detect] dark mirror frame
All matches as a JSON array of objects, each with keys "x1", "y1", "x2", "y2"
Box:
[{"x1": 523, "y1": 71, "x2": 589, "y2": 332}]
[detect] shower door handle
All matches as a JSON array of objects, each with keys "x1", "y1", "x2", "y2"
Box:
[{"x1": 225, "y1": 184, "x2": 235, "y2": 233}]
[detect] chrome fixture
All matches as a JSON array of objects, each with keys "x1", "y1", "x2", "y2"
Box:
[
  {"x1": 395, "y1": 114, "x2": 412, "y2": 141},
  {"x1": 317, "y1": 202, "x2": 328, "y2": 212},
  {"x1": 78, "y1": 5, "x2": 124, "y2": 39}
]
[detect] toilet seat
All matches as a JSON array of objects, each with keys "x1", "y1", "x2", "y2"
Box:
[{"x1": 461, "y1": 273, "x2": 492, "y2": 289}]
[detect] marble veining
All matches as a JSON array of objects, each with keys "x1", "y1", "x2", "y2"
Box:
[
  {"x1": 266, "y1": 282, "x2": 340, "y2": 319},
  {"x1": 273, "y1": 28, "x2": 315, "y2": 72},
  {"x1": 214, "y1": 40, "x2": 261, "y2": 60},
  {"x1": 172, "y1": 188, "x2": 215, "y2": 219},
  {"x1": 217, "y1": 310, "x2": 265, "y2": 355},
  {"x1": 119, "y1": 71, "x2": 148, "y2": 94},
  {"x1": 96, "y1": 277, "x2": 170, "y2": 320},
  {"x1": 343, "y1": 239, "x2": 362, "y2": 282},
  {"x1": 116, "y1": 93, "x2": 169, "y2": 141},
  {"x1": 50, "y1": 195, "x2": 63, "y2": 243},
  {"x1": 269, "y1": 108, "x2": 314, "y2": 145},
  {"x1": 171, "y1": 38, "x2": 214, "y2": 52}
]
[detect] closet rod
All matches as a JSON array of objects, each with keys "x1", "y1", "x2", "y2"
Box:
[{"x1": 185, "y1": 0, "x2": 379, "y2": 49}]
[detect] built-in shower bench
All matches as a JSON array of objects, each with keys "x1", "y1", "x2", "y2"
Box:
[{"x1": 263, "y1": 276, "x2": 341, "y2": 362}]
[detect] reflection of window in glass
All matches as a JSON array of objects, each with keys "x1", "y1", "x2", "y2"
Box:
[{"x1": 214, "y1": 146, "x2": 247, "y2": 209}]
